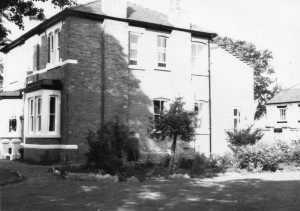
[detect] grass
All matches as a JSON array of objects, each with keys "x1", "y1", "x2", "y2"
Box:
[{"x1": 1, "y1": 160, "x2": 300, "y2": 210}]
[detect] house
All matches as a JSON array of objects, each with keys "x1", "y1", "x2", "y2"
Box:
[
  {"x1": 263, "y1": 84, "x2": 300, "y2": 142},
  {"x1": 0, "y1": 0, "x2": 255, "y2": 162}
]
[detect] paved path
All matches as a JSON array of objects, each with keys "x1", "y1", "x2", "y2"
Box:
[{"x1": 1, "y1": 160, "x2": 300, "y2": 210}]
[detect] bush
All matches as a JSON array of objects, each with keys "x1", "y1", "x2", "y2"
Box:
[
  {"x1": 160, "y1": 154, "x2": 171, "y2": 168},
  {"x1": 85, "y1": 119, "x2": 130, "y2": 174},
  {"x1": 177, "y1": 155, "x2": 194, "y2": 169},
  {"x1": 192, "y1": 154, "x2": 207, "y2": 174},
  {"x1": 291, "y1": 140, "x2": 300, "y2": 162},
  {"x1": 226, "y1": 126, "x2": 264, "y2": 153},
  {"x1": 236, "y1": 142, "x2": 283, "y2": 172}
]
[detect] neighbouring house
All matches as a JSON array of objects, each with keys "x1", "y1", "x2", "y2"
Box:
[
  {"x1": 0, "y1": 0, "x2": 255, "y2": 162},
  {"x1": 263, "y1": 84, "x2": 300, "y2": 142}
]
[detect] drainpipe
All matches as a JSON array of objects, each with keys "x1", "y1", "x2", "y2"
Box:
[
  {"x1": 208, "y1": 40, "x2": 212, "y2": 154},
  {"x1": 101, "y1": 24, "x2": 106, "y2": 127}
]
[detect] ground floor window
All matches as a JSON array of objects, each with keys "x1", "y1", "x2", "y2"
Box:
[
  {"x1": 234, "y1": 108, "x2": 241, "y2": 129},
  {"x1": 154, "y1": 99, "x2": 168, "y2": 120},
  {"x1": 25, "y1": 90, "x2": 61, "y2": 137},
  {"x1": 9, "y1": 117, "x2": 17, "y2": 132}
]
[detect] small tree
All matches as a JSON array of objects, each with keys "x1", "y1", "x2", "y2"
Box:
[
  {"x1": 226, "y1": 126, "x2": 264, "y2": 153},
  {"x1": 148, "y1": 97, "x2": 197, "y2": 172}
]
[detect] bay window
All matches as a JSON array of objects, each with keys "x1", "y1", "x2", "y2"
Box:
[{"x1": 25, "y1": 90, "x2": 61, "y2": 137}]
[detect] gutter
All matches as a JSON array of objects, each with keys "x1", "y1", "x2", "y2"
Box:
[
  {"x1": 208, "y1": 40, "x2": 212, "y2": 154},
  {"x1": 1, "y1": 9, "x2": 217, "y2": 53}
]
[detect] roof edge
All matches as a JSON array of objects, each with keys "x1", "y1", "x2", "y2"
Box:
[
  {"x1": 266, "y1": 101, "x2": 300, "y2": 105},
  {"x1": 1, "y1": 9, "x2": 217, "y2": 53}
]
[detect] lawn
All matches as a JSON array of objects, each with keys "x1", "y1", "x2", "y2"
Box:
[{"x1": 1, "y1": 160, "x2": 300, "y2": 211}]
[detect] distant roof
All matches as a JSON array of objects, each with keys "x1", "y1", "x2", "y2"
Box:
[
  {"x1": 267, "y1": 86, "x2": 300, "y2": 105},
  {"x1": 1, "y1": 0, "x2": 217, "y2": 53}
]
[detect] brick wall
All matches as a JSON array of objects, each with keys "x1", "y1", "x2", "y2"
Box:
[{"x1": 24, "y1": 148, "x2": 79, "y2": 163}]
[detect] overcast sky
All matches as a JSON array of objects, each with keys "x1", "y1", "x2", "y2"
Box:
[{"x1": 7, "y1": 0, "x2": 300, "y2": 88}]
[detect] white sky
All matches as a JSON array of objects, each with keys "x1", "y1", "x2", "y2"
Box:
[{"x1": 6, "y1": 0, "x2": 300, "y2": 88}]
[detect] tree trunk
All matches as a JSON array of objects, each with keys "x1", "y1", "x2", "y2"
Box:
[{"x1": 168, "y1": 134, "x2": 177, "y2": 173}]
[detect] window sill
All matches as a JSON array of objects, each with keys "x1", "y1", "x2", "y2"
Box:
[
  {"x1": 154, "y1": 68, "x2": 171, "y2": 72},
  {"x1": 129, "y1": 65, "x2": 145, "y2": 71},
  {"x1": 191, "y1": 73, "x2": 209, "y2": 77},
  {"x1": 25, "y1": 134, "x2": 61, "y2": 138},
  {"x1": 27, "y1": 60, "x2": 78, "y2": 77}
]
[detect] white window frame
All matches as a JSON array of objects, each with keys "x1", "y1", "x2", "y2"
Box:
[
  {"x1": 25, "y1": 90, "x2": 61, "y2": 138},
  {"x1": 191, "y1": 41, "x2": 206, "y2": 72},
  {"x1": 35, "y1": 97, "x2": 42, "y2": 133},
  {"x1": 8, "y1": 116, "x2": 17, "y2": 133},
  {"x1": 157, "y1": 36, "x2": 168, "y2": 68},
  {"x1": 279, "y1": 108, "x2": 286, "y2": 121},
  {"x1": 129, "y1": 32, "x2": 141, "y2": 66},
  {"x1": 48, "y1": 29, "x2": 61, "y2": 65},
  {"x1": 29, "y1": 98, "x2": 35, "y2": 134},
  {"x1": 48, "y1": 95, "x2": 58, "y2": 134}
]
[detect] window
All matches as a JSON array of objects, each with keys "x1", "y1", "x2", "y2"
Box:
[
  {"x1": 157, "y1": 36, "x2": 167, "y2": 67},
  {"x1": 29, "y1": 98, "x2": 35, "y2": 132},
  {"x1": 129, "y1": 32, "x2": 141, "y2": 65},
  {"x1": 49, "y1": 96, "x2": 56, "y2": 131},
  {"x1": 234, "y1": 108, "x2": 240, "y2": 129},
  {"x1": 9, "y1": 117, "x2": 17, "y2": 133},
  {"x1": 25, "y1": 90, "x2": 61, "y2": 137},
  {"x1": 279, "y1": 108, "x2": 286, "y2": 121},
  {"x1": 191, "y1": 42, "x2": 207, "y2": 72},
  {"x1": 194, "y1": 102, "x2": 204, "y2": 128},
  {"x1": 48, "y1": 30, "x2": 60, "y2": 64},
  {"x1": 36, "y1": 98, "x2": 42, "y2": 132},
  {"x1": 154, "y1": 100, "x2": 166, "y2": 120}
]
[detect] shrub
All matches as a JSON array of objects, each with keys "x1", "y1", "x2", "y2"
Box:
[
  {"x1": 236, "y1": 142, "x2": 283, "y2": 172},
  {"x1": 177, "y1": 155, "x2": 194, "y2": 169},
  {"x1": 192, "y1": 154, "x2": 207, "y2": 174},
  {"x1": 85, "y1": 119, "x2": 130, "y2": 174},
  {"x1": 160, "y1": 154, "x2": 171, "y2": 168},
  {"x1": 291, "y1": 140, "x2": 300, "y2": 163},
  {"x1": 226, "y1": 126, "x2": 263, "y2": 153}
]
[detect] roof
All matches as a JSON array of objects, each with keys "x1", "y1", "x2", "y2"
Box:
[
  {"x1": 267, "y1": 86, "x2": 300, "y2": 105},
  {"x1": 1, "y1": 0, "x2": 217, "y2": 53}
]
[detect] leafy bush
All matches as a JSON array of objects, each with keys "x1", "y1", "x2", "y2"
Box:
[
  {"x1": 85, "y1": 119, "x2": 130, "y2": 174},
  {"x1": 192, "y1": 154, "x2": 207, "y2": 174},
  {"x1": 177, "y1": 155, "x2": 194, "y2": 169},
  {"x1": 236, "y1": 142, "x2": 283, "y2": 172},
  {"x1": 226, "y1": 126, "x2": 263, "y2": 153},
  {"x1": 160, "y1": 154, "x2": 171, "y2": 168},
  {"x1": 291, "y1": 140, "x2": 300, "y2": 162}
]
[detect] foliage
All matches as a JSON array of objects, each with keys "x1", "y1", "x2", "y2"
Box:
[
  {"x1": 85, "y1": 118, "x2": 130, "y2": 174},
  {"x1": 177, "y1": 155, "x2": 194, "y2": 169},
  {"x1": 213, "y1": 36, "x2": 278, "y2": 119},
  {"x1": 290, "y1": 140, "x2": 300, "y2": 163},
  {"x1": 0, "y1": 0, "x2": 76, "y2": 45},
  {"x1": 235, "y1": 142, "x2": 283, "y2": 172},
  {"x1": 160, "y1": 154, "x2": 171, "y2": 168},
  {"x1": 147, "y1": 97, "x2": 197, "y2": 171},
  {"x1": 226, "y1": 126, "x2": 264, "y2": 153}
]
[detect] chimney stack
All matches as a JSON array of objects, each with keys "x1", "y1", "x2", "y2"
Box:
[
  {"x1": 101, "y1": 0, "x2": 127, "y2": 19},
  {"x1": 168, "y1": 0, "x2": 190, "y2": 29}
]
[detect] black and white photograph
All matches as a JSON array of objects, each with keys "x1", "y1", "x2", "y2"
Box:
[{"x1": 0, "y1": 0, "x2": 299, "y2": 210}]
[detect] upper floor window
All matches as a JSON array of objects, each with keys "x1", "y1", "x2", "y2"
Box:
[
  {"x1": 279, "y1": 107, "x2": 287, "y2": 121},
  {"x1": 48, "y1": 30, "x2": 61, "y2": 64},
  {"x1": 191, "y1": 42, "x2": 207, "y2": 72},
  {"x1": 36, "y1": 97, "x2": 42, "y2": 132},
  {"x1": 234, "y1": 108, "x2": 240, "y2": 129},
  {"x1": 157, "y1": 36, "x2": 167, "y2": 67},
  {"x1": 129, "y1": 32, "x2": 141, "y2": 66}
]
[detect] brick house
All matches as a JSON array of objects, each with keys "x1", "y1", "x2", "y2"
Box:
[{"x1": 0, "y1": 0, "x2": 255, "y2": 162}]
